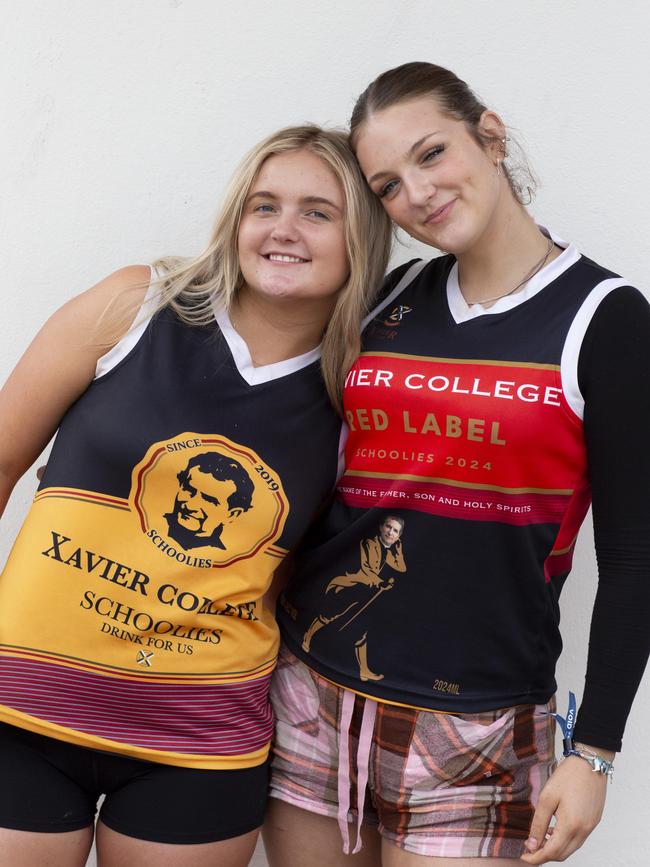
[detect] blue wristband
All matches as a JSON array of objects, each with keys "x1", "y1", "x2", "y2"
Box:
[{"x1": 549, "y1": 690, "x2": 577, "y2": 756}]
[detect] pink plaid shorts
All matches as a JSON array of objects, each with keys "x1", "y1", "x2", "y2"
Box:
[{"x1": 269, "y1": 646, "x2": 556, "y2": 858}]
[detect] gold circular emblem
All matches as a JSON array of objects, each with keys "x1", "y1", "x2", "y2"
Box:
[{"x1": 130, "y1": 433, "x2": 288, "y2": 567}]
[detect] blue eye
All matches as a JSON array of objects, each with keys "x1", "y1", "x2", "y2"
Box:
[
  {"x1": 253, "y1": 203, "x2": 275, "y2": 213},
  {"x1": 422, "y1": 145, "x2": 444, "y2": 163},
  {"x1": 306, "y1": 209, "x2": 329, "y2": 220}
]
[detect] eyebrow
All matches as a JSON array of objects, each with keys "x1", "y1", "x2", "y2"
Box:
[
  {"x1": 247, "y1": 191, "x2": 341, "y2": 212},
  {"x1": 367, "y1": 131, "x2": 442, "y2": 185}
]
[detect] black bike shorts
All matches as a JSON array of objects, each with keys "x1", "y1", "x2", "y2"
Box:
[{"x1": 0, "y1": 722, "x2": 268, "y2": 843}]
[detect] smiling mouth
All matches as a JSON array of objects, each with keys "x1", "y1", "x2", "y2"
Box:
[
  {"x1": 425, "y1": 200, "x2": 455, "y2": 225},
  {"x1": 264, "y1": 253, "x2": 310, "y2": 264}
]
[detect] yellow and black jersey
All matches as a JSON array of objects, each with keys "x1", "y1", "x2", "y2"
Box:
[{"x1": 0, "y1": 271, "x2": 342, "y2": 768}]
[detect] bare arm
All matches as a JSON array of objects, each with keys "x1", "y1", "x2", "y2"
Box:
[{"x1": 0, "y1": 265, "x2": 151, "y2": 518}]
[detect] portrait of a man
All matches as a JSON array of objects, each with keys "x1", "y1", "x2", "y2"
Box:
[
  {"x1": 164, "y1": 452, "x2": 254, "y2": 551},
  {"x1": 301, "y1": 513, "x2": 407, "y2": 681}
]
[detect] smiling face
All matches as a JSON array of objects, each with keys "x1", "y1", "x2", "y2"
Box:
[
  {"x1": 237, "y1": 149, "x2": 350, "y2": 310},
  {"x1": 355, "y1": 97, "x2": 506, "y2": 256},
  {"x1": 380, "y1": 517, "x2": 403, "y2": 548},
  {"x1": 174, "y1": 468, "x2": 242, "y2": 539}
]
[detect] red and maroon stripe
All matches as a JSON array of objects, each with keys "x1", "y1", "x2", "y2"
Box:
[{"x1": 0, "y1": 656, "x2": 272, "y2": 755}]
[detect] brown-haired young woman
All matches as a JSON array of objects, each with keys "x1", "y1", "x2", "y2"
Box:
[{"x1": 267, "y1": 63, "x2": 650, "y2": 866}]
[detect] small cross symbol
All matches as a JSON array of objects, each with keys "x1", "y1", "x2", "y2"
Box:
[{"x1": 136, "y1": 650, "x2": 154, "y2": 667}]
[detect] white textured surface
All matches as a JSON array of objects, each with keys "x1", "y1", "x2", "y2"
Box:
[{"x1": 2, "y1": 3, "x2": 649, "y2": 865}]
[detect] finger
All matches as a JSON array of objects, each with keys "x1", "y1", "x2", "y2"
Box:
[
  {"x1": 554, "y1": 829, "x2": 590, "y2": 863},
  {"x1": 522, "y1": 826, "x2": 581, "y2": 864},
  {"x1": 524, "y1": 798, "x2": 556, "y2": 857}
]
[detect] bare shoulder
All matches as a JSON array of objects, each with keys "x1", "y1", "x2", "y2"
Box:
[
  {"x1": 58, "y1": 264, "x2": 154, "y2": 347},
  {"x1": 0, "y1": 265, "x2": 156, "y2": 489},
  {"x1": 85, "y1": 263, "x2": 152, "y2": 300}
]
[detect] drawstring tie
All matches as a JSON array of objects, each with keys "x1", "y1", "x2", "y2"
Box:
[{"x1": 337, "y1": 690, "x2": 377, "y2": 854}]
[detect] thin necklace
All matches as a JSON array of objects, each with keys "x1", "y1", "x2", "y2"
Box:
[{"x1": 462, "y1": 236, "x2": 555, "y2": 306}]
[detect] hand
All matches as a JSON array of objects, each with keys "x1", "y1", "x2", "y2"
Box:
[
  {"x1": 36, "y1": 464, "x2": 47, "y2": 481},
  {"x1": 521, "y1": 754, "x2": 609, "y2": 863}
]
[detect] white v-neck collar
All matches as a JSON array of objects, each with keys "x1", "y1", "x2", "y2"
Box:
[
  {"x1": 446, "y1": 227, "x2": 581, "y2": 324},
  {"x1": 214, "y1": 306, "x2": 321, "y2": 386}
]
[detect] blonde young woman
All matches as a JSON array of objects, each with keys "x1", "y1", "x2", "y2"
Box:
[
  {"x1": 0, "y1": 126, "x2": 391, "y2": 867},
  {"x1": 268, "y1": 64, "x2": 650, "y2": 866}
]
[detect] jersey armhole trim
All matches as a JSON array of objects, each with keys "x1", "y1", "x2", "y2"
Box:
[
  {"x1": 94, "y1": 265, "x2": 159, "y2": 379},
  {"x1": 336, "y1": 422, "x2": 349, "y2": 485},
  {"x1": 361, "y1": 260, "x2": 428, "y2": 331},
  {"x1": 560, "y1": 277, "x2": 631, "y2": 420}
]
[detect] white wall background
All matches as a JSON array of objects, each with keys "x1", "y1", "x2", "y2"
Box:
[{"x1": 1, "y1": 2, "x2": 648, "y2": 865}]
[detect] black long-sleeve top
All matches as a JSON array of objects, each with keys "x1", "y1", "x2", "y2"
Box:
[{"x1": 574, "y1": 287, "x2": 650, "y2": 750}]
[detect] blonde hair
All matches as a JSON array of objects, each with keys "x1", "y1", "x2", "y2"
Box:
[{"x1": 151, "y1": 125, "x2": 392, "y2": 414}]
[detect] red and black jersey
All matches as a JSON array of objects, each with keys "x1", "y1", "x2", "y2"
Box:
[{"x1": 279, "y1": 234, "x2": 650, "y2": 746}]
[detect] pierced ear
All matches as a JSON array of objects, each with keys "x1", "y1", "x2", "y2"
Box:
[{"x1": 478, "y1": 110, "x2": 507, "y2": 158}]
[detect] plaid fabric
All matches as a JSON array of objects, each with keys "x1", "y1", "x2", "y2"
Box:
[{"x1": 270, "y1": 646, "x2": 556, "y2": 858}]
